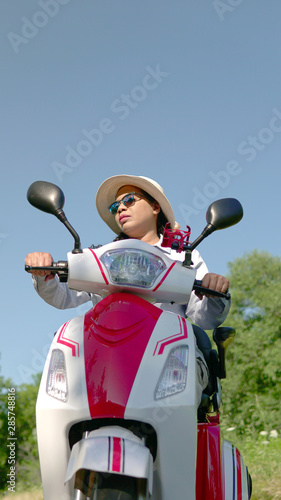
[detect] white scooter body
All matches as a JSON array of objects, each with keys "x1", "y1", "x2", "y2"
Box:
[{"x1": 35, "y1": 239, "x2": 250, "y2": 499}]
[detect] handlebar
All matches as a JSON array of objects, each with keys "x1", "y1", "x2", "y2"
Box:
[{"x1": 25, "y1": 263, "x2": 230, "y2": 300}]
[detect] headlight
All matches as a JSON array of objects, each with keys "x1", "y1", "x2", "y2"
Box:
[
  {"x1": 100, "y1": 249, "x2": 167, "y2": 288},
  {"x1": 46, "y1": 349, "x2": 68, "y2": 402},
  {"x1": 155, "y1": 345, "x2": 189, "y2": 400}
]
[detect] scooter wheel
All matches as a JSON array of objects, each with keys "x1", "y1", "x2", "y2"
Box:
[
  {"x1": 247, "y1": 467, "x2": 252, "y2": 498},
  {"x1": 74, "y1": 470, "x2": 146, "y2": 499}
]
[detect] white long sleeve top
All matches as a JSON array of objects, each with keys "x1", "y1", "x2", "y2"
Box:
[{"x1": 32, "y1": 238, "x2": 230, "y2": 331}]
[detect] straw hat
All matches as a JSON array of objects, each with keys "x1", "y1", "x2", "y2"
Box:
[{"x1": 96, "y1": 174, "x2": 175, "y2": 234}]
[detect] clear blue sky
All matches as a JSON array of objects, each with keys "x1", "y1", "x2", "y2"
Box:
[{"x1": 1, "y1": 1, "x2": 281, "y2": 385}]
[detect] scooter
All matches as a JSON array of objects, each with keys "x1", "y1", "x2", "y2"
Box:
[{"x1": 25, "y1": 181, "x2": 252, "y2": 500}]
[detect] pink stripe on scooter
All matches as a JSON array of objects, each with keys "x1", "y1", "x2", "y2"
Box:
[
  {"x1": 112, "y1": 437, "x2": 122, "y2": 473},
  {"x1": 236, "y1": 448, "x2": 242, "y2": 499},
  {"x1": 153, "y1": 316, "x2": 188, "y2": 356},
  {"x1": 57, "y1": 321, "x2": 79, "y2": 357},
  {"x1": 152, "y1": 261, "x2": 177, "y2": 291},
  {"x1": 89, "y1": 248, "x2": 109, "y2": 284}
]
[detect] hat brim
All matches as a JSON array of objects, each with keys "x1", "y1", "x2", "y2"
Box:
[{"x1": 96, "y1": 174, "x2": 175, "y2": 234}]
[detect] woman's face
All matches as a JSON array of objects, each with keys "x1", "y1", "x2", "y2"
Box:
[{"x1": 114, "y1": 185, "x2": 160, "y2": 243}]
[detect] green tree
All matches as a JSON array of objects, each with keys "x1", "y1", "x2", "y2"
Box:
[
  {"x1": 220, "y1": 250, "x2": 281, "y2": 435},
  {"x1": 15, "y1": 373, "x2": 41, "y2": 488},
  {"x1": 0, "y1": 368, "x2": 41, "y2": 493},
  {"x1": 0, "y1": 372, "x2": 13, "y2": 491}
]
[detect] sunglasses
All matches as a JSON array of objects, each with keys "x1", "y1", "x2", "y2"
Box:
[{"x1": 108, "y1": 192, "x2": 148, "y2": 215}]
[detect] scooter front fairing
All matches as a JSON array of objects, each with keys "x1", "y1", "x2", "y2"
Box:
[{"x1": 36, "y1": 292, "x2": 198, "y2": 499}]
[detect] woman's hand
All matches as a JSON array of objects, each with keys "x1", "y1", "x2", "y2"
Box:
[
  {"x1": 195, "y1": 273, "x2": 230, "y2": 300},
  {"x1": 25, "y1": 252, "x2": 55, "y2": 281}
]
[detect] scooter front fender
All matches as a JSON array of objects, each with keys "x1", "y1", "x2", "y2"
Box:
[{"x1": 65, "y1": 426, "x2": 153, "y2": 495}]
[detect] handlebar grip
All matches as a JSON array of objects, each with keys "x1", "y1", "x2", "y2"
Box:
[
  {"x1": 25, "y1": 265, "x2": 56, "y2": 273},
  {"x1": 25, "y1": 261, "x2": 68, "y2": 282},
  {"x1": 193, "y1": 279, "x2": 231, "y2": 301}
]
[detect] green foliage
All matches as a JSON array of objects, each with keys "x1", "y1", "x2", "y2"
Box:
[
  {"x1": 15, "y1": 374, "x2": 42, "y2": 489},
  {"x1": 0, "y1": 374, "x2": 14, "y2": 491},
  {"x1": 0, "y1": 371, "x2": 41, "y2": 493},
  {"x1": 220, "y1": 250, "x2": 281, "y2": 435}
]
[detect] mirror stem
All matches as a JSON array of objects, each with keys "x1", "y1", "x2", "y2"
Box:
[
  {"x1": 56, "y1": 210, "x2": 82, "y2": 253},
  {"x1": 189, "y1": 224, "x2": 214, "y2": 252}
]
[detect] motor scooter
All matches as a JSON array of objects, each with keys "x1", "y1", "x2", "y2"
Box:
[{"x1": 25, "y1": 181, "x2": 252, "y2": 499}]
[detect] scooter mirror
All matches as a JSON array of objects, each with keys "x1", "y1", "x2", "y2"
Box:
[
  {"x1": 188, "y1": 198, "x2": 243, "y2": 252},
  {"x1": 206, "y1": 198, "x2": 243, "y2": 232},
  {"x1": 27, "y1": 180, "x2": 82, "y2": 253},
  {"x1": 27, "y1": 180, "x2": 65, "y2": 216}
]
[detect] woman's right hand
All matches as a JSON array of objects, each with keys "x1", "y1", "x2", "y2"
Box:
[{"x1": 25, "y1": 252, "x2": 55, "y2": 280}]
